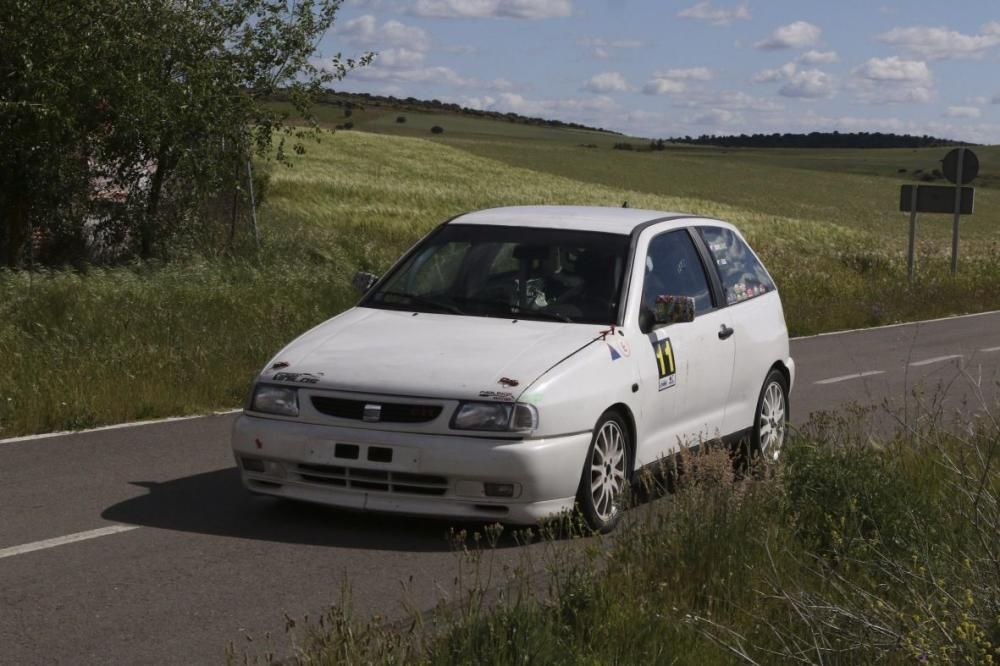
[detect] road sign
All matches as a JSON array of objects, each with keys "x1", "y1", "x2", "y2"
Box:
[
  {"x1": 942, "y1": 148, "x2": 979, "y2": 185},
  {"x1": 900, "y1": 184, "x2": 974, "y2": 215}
]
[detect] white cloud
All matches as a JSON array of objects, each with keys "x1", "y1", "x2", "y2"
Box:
[
  {"x1": 677, "y1": 1, "x2": 750, "y2": 26},
  {"x1": 752, "y1": 62, "x2": 797, "y2": 83},
  {"x1": 944, "y1": 106, "x2": 981, "y2": 119},
  {"x1": 463, "y1": 92, "x2": 621, "y2": 129},
  {"x1": 853, "y1": 56, "x2": 931, "y2": 83},
  {"x1": 654, "y1": 67, "x2": 714, "y2": 81},
  {"x1": 579, "y1": 37, "x2": 644, "y2": 59},
  {"x1": 372, "y1": 48, "x2": 427, "y2": 68},
  {"x1": 643, "y1": 78, "x2": 686, "y2": 95},
  {"x1": 642, "y1": 67, "x2": 713, "y2": 95},
  {"x1": 753, "y1": 61, "x2": 836, "y2": 99},
  {"x1": 583, "y1": 71, "x2": 629, "y2": 93},
  {"x1": 339, "y1": 15, "x2": 431, "y2": 51},
  {"x1": 850, "y1": 56, "x2": 934, "y2": 104},
  {"x1": 797, "y1": 50, "x2": 838, "y2": 64},
  {"x1": 344, "y1": 60, "x2": 514, "y2": 91},
  {"x1": 411, "y1": 0, "x2": 572, "y2": 20},
  {"x1": 877, "y1": 24, "x2": 1000, "y2": 60},
  {"x1": 689, "y1": 109, "x2": 742, "y2": 127},
  {"x1": 754, "y1": 21, "x2": 821, "y2": 50},
  {"x1": 672, "y1": 91, "x2": 783, "y2": 113},
  {"x1": 779, "y1": 69, "x2": 836, "y2": 99}
]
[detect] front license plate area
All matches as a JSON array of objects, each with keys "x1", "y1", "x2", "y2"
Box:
[{"x1": 304, "y1": 441, "x2": 420, "y2": 470}]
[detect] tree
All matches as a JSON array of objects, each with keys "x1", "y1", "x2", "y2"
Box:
[{"x1": 0, "y1": 0, "x2": 371, "y2": 265}]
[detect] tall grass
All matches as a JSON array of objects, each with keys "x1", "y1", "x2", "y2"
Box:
[
  {"x1": 2, "y1": 131, "x2": 998, "y2": 436},
  {"x1": 246, "y1": 405, "x2": 1000, "y2": 665}
]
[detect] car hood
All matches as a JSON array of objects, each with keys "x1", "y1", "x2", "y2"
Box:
[{"x1": 260, "y1": 307, "x2": 607, "y2": 400}]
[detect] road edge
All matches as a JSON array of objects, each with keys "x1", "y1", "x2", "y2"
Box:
[{"x1": 3, "y1": 308, "x2": 998, "y2": 445}]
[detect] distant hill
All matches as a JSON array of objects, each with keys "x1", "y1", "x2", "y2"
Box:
[
  {"x1": 666, "y1": 132, "x2": 971, "y2": 149},
  {"x1": 276, "y1": 88, "x2": 622, "y2": 136}
]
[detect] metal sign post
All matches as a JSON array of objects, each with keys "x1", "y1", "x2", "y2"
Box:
[
  {"x1": 899, "y1": 148, "x2": 977, "y2": 279},
  {"x1": 951, "y1": 148, "x2": 964, "y2": 274},
  {"x1": 907, "y1": 186, "x2": 918, "y2": 280}
]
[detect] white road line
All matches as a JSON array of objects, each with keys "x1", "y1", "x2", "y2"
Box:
[
  {"x1": 909, "y1": 354, "x2": 964, "y2": 367},
  {"x1": 981, "y1": 346, "x2": 1000, "y2": 353},
  {"x1": 814, "y1": 371, "x2": 885, "y2": 385},
  {"x1": 0, "y1": 409, "x2": 241, "y2": 446},
  {"x1": 0, "y1": 525, "x2": 140, "y2": 560},
  {"x1": 791, "y1": 308, "x2": 1000, "y2": 341}
]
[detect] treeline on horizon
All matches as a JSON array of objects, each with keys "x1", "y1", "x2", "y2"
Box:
[
  {"x1": 273, "y1": 88, "x2": 623, "y2": 136},
  {"x1": 664, "y1": 131, "x2": 970, "y2": 149}
]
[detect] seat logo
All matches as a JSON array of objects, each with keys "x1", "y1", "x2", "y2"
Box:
[{"x1": 363, "y1": 404, "x2": 382, "y2": 422}]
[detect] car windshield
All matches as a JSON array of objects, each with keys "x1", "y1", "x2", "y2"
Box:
[{"x1": 364, "y1": 224, "x2": 631, "y2": 324}]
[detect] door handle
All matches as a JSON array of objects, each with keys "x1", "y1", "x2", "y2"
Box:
[{"x1": 718, "y1": 324, "x2": 734, "y2": 340}]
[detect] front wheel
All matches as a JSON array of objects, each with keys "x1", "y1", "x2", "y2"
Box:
[
  {"x1": 577, "y1": 411, "x2": 631, "y2": 533},
  {"x1": 751, "y1": 370, "x2": 789, "y2": 465}
]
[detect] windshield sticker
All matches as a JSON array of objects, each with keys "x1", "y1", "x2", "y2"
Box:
[
  {"x1": 619, "y1": 337, "x2": 631, "y2": 357},
  {"x1": 608, "y1": 343, "x2": 622, "y2": 361},
  {"x1": 651, "y1": 338, "x2": 677, "y2": 391},
  {"x1": 479, "y1": 390, "x2": 515, "y2": 402},
  {"x1": 272, "y1": 372, "x2": 323, "y2": 385}
]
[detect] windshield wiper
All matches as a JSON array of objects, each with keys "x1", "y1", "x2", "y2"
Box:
[
  {"x1": 375, "y1": 291, "x2": 465, "y2": 315},
  {"x1": 517, "y1": 310, "x2": 574, "y2": 323}
]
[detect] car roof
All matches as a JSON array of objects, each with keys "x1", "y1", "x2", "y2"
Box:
[{"x1": 448, "y1": 205, "x2": 720, "y2": 235}]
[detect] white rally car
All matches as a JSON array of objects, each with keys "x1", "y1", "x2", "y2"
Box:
[{"x1": 232, "y1": 206, "x2": 794, "y2": 532}]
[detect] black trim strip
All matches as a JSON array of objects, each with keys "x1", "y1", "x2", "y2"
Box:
[
  {"x1": 618, "y1": 215, "x2": 694, "y2": 326},
  {"x1": 687, "y1": 226, "x2": 726, "y2": 310}
]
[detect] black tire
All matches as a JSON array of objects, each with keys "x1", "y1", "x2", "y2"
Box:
[
  {"x1": 749, "y1": 369, "x2": 789, "y2": 466},
  {"x1": 577, "y1": 410, "x2": 632, "y2": 533}
]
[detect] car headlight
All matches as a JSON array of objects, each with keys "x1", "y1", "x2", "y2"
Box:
[
  {"x1": 251, "y1": 385, "x2": 299, "y2": 417},
  {"x1": 451, "y1": 402, "x2": 538, "y2": 433}
]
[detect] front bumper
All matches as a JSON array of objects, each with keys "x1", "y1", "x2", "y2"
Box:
[{"x1": 231, "y1": 414, "x2": 590, "y2": 524}]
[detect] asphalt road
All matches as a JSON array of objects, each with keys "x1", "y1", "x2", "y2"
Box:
[{"x1": 1, "y1": 311, "x2": 998, "y2": 664}]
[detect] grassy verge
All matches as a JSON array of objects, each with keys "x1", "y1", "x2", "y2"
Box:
[
  {"x1": 2, "y1": 131, "x2": 998, "y2": 437},
  {"x1": 243, "y1": 407, "x2": 1000, "y2": 665}
]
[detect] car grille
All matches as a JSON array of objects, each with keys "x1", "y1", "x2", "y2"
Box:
[
  {"x1": 311, "y1": 396, "x2": 443, "y2": 423},
  {"x1": 296, "y1": 463, "x2": 448, "y2": 496}
]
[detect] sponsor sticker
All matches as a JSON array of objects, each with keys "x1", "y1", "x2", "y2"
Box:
[
  {"x1": 651, "y1": 337, "x2": 677, "y2": 391},
  {"x1": 478, "y1": 390, "x2": 515, "y2": 402},
  {"x1": 272, "y1": 372, "x2": 323, "y2": 384}
]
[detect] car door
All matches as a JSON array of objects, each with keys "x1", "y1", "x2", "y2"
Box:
[
  {"x1": 696, "y1": 225, "x2": 785, "y2": 436},
  {"x1": 629, "y1": 227, "x2": 736, "y2": 466}
]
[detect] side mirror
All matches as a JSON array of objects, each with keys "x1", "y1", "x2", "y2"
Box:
[
  {"x1": 352, "y1": 271, "x2": 379, "y2": 294},
  {"x1": 654, "y1": 295, "x2": 695, "y2": 326}
]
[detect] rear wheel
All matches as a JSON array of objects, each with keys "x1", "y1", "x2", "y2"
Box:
[
  {"x1": 577, "y1": 411, "x2": 631, "y2": 533},
  {"x1": 751, "y1": 370, "x2": 789, "y2": 465}
]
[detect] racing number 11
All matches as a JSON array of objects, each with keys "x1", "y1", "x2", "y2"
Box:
[
  {"x1": 654, "y1": 338, "x2": 675, "y2": 379},
  {"x1": 653, "y1": 338, "x2": 677, "y2": 391}
]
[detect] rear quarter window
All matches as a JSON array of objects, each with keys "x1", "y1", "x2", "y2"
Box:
[{"x1": 698, "y1": 226, "x2": 775, "y2": 306}]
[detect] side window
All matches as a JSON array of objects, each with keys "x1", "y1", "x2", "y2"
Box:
[
  {"x1": 640, "y1": 229, "x2": 714, "y2": 316},
  {"x1": 698, "y1": 226, "x2": 775, "y2": 306}
]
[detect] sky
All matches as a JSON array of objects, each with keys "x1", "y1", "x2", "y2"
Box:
[{"x1": 316, "y1": 1, "x2": 1000, "y2": 143}]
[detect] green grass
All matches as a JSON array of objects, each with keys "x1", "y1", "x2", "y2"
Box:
[
  {"x1": 246, "y1": 411, "x2": 1000, "y2": 665},
  {"x1": 269, "y1": 99, "x2": 633, "y2": 147},
  {"x1": 1, "y1": 130, "x2": 999, "y2": 437},
  {"x1": 438, "y1": 138, "x2": 1000, "y2": 245}
]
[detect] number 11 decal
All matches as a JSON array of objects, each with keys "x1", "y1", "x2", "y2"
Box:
[{"x1": 652, "y1": 337, "x2": 677, "y2": 391}]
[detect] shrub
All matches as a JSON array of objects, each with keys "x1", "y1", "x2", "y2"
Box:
[
  {"x1": 613, "y1": 142, "x2": 634, "y2": 151},
  {"x1": 430, "y1": 125, "x2": 444, "y2": 134},
  {"x1": 396, "y1": 115, "x2": 406, "y2": 123}
]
